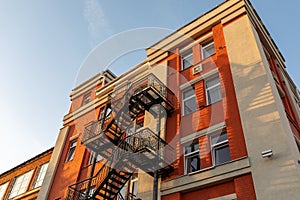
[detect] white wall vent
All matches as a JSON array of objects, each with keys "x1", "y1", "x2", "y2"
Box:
[{"x1": 192, "y1": 64, "x2": 203, "y2": 75}]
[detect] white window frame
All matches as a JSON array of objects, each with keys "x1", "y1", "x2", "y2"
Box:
[
  {"x1": 0, "y1": 182, "x2": 9, "y2": 200},
  {"x1": 210, "y1": 132, "x2": 230, "y2": 166},
  {"x1": 181, "y1": 49, "x2": 194, "y2": 70},
  {"x1": 201, "y1": 40, "x2": 215, "y2": 60},
  {"x1": 33, "y1": 162, "x2": 49, "y2": 188},
  {"x1": 129, "y1": 174, "x2": 138, "y2": 198},
  {"x1": 66, "y1": 140, "x2": 77, "y2": 162},
  {"x1": 88, "y1": 151, "x2": 102, "y2": 165},
  {"x1": 205, "y1": 75, "x2": 222, "y2": 105},
  {"x1": 184, "y1": 141, "x2": 200, "y2": 174},
  {"x1": 82, "y1": 92, "x2": 91, "y2": 106},
  {"x1": 8, "y1": 170, "x2": 34, "y2": 199},
  {"x1": 182, "y1": 87, "x2": 197, "y2": 116}
]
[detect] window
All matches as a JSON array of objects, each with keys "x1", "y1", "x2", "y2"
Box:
[
  {"x1": 88, "y1": 151, "x2": 102, "y2": 165},
  {"x1": 129, "y1": 174, "x2": 138, "y2": 198},
  {"x1": 181, "y1": 49, "x2": 194, "y2": 70},
  {"x1": 80, "y1": 187, "x2": 95, "y2": 198},
  {"x1": 182, "y1": 88, "x2": 197, "y2": 115},
  {"x1": 118, "y1": 184, "x2": 127, "y2": 200},
  {"x1": 184, "y1": 142, "x2": 200, "y2": 174},
  {"x1": 99, "y1": 106, "x2": 111, "y2": 120},
  {"x1": 8, "y1": 170, "x2": 34, "y2": 198},
  {"x1": 201, "y1": 40, "x2": 215, "y2": 60},
  {"x1": 206, "y1": 76, "x2": 222, "y2": 105},
  {"x1": 0, "y1": 182, "x2": 9, "y2": 200},
  {"x1": 33, "y1": 162, "x2": 49, "y2": 188},
  {"x1": 211, "y1": 132, "x2": 230, "y2": 165},
  {"x1": 66, "y1": 140, "x2": 77, "y2": 162},
  {"x1": 126, "y1": 117, "x2": 144, "y2": 146},
  {"x1": 82, "y1": 93, "x2": 91, "y2": 106}
]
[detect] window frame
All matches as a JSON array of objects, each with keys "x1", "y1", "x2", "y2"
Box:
[
  {"x1": 184, "y1": 141, "x2": 200, "y2": 174},
  {"x1": 181, "y1": 49, "x2": 194, "y2": 70},
  {"x1": 129, "y1": 174, "x2": 138, "y2": 198},
  {"x1": 65, "y1": 140, "x2": 77, "y2": 162},
  {"x1": 32, "y1": 162, "x2": 49, "y2": 189},
  {"x1": 182, "y1": 87, "x2": 197, "y2": 116},
  {"x1": 88, "y1": 151, "x2": 102, "y2": 165},
  {"x1": 0, "y1": 182, "x2": 9, "y2": 200},
  {"x1": 201, "y1": 40, "x2": 215, "y2": 60},
  {"x1": 210, "y1": 132, "x2": 230, "y2": 166},
  {"x1": 205, "y1": 75, "x2": 222, "y2": 105},
  {"x1": 82, "y1": 92, "x2": 91, "y2": 106},
  {"x1": 8, "y1": 170, "x2": 34, "y2": 199}
]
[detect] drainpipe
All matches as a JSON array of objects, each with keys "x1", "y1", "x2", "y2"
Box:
[{"x1": 152, "y1": 105, "x2": 162, "y2": 200}]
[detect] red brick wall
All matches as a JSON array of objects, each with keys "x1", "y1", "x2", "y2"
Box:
[
  {"x1": 182, "y1": 181, "x2": 235, "y2": 200},
  {"x1": 235, "y1": 174, "x2": 257, "y2": 199},
  {"x1": 164, "y1": 22, "x2": 247, "y2": 180},
  {"x1": 162, "y1": 173, "x2": 256, "y2": 200}
]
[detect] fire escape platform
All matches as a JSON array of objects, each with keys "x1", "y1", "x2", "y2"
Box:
[{"x1": 70, "y1": 73, "x2": 175, "y2": 200}]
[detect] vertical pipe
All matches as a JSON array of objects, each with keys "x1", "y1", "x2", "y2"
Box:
[
  {"x1": 152, "y1": 172, "x2": 158, "y2": 200},
  {"x1": 152, "y1": 105, "x2": 161, "y2": 200}
]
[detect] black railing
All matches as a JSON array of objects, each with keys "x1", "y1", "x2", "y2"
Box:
[
  {"x1": 109, "y1": 73, "x2": 175, "y2": 111},
  {"x1": 66, "y1": 162, "x2": 110, "y2": 200},
  {"x1": 73, "y1": 73, "x2": 175, "y2": 199}
]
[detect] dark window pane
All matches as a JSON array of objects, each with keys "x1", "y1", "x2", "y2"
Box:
[
  {"x1": 184, "y1": 97, "x2": 196, "y2": 115},
  {"x1": 211, "y1": 132, "x2": 228, "y2": 145},
  {"x1": 183, "y1": 89, "x2": 195, "y2": 99},
  {"x1": 187, "y1": 155, "x2": 200, "y2": 173},
  {"x1": 206, "y1": 76, "x2": 220, "y2": 88},
  {"x1": 207, "y1": 85, "x2": 222, "y2": 104},
  {"x1": 182, "y1": 51, "x2": 193, "y2": 70},
  {"x1": 215, "y1": 145, "x2": 230, "y2": 165},
  {"x1": 202, "y1": 41, "x2": 215, "y2": 59},
  {"x1": 185, "y1": 142, "x2": 199, "y2": 154}
]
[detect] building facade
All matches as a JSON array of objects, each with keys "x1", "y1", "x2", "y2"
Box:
[
  {"x1": 39, "y1": 0, "x2": 300, "y2": 199},
  {"x1": 0, "y1": 148, "x2": 52, "y2": 200}
]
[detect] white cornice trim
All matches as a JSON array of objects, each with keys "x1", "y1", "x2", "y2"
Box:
[{"x1": 146, "y1": 0, "x2": 245, "y2": 62}]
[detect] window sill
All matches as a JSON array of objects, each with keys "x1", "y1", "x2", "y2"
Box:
[
  {"x1": 161, "y1": 156, "x2": 250, "y2": 195},
  {"x1": 185, "y1": 157, "x2": 247, "y2": 177}
]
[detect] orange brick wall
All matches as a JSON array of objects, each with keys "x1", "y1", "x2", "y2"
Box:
[
  {"x1": 164, "y1": 22, "x2": 247, "y2": 180},
  {"x1": 162, "y1": 173, "x2": 256, "y2": 200},
  {"x1": 47, "y1": 106, "x2": 103, "y2": 199},
  {"x1": 234, "y1": 174, "x2": 257, "y2": 199}
]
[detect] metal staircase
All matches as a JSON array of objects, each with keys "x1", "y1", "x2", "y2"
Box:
[{"x1": 67, "y1": 73, "x2": 175, "y2": 200}]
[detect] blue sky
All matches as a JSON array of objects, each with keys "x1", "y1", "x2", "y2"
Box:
[{"x1": 0, "y1": 0, "x2": 299, "y2": 173}]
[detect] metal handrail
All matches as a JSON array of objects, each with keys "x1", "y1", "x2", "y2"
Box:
[
  {"x1": 66, "y1": 160, "x2": 110, "y2": 200},
  {"x1": 109, "y1": 73, "x2": 175, "y2": 108}
]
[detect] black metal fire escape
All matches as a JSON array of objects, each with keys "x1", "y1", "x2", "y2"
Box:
[{"x1": 66, "y1": 73, "x2": 175, "y2": 200}]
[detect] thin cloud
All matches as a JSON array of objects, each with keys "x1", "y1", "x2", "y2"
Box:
[{"x1": 83, "y1": 0, "x2": 113, "y2": 46}]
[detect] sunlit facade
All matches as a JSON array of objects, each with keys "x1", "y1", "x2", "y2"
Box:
[
  {"x1": 0, "y1": 148, "x2": 52, "y2": 200},
  {"x1": 38, "y1": 0, "x2": 300, "y2": 199}
]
